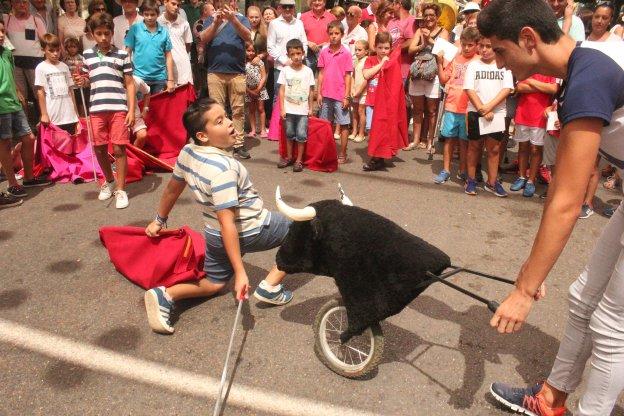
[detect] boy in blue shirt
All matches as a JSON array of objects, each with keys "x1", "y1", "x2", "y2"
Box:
[
  {"x1": 125, "y1": 0, "x2": 174, "y2": 94},
  {"x1": 144, "y1": 98, "x2": 294, "y2": 335}
]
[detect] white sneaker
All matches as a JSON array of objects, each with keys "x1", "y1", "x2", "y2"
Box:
[
  {"x1": 114, "y1": 190, "x2": 129, "y2": 209},
  {"x1": 98, "y1": 182, "x2": 114, "y2": 201}
]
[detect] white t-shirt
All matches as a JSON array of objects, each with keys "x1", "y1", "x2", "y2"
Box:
[
  {"x1": 157, "y1": 14, "x2": 193, "y2": 85},
  {"x1": 277, "y1": 65, "x2": 315, "y2": 116},
  {"x1": 113, "y1": 14, "x2": 144, "y2": 50},
  {"x1": 463, "y1": 59, "x2": 514, "y2": 115},
  {"x1": 34, "y1": 61, "x2": 78, "y2": 125}
]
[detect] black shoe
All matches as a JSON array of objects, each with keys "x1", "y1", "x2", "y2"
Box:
[
  {"x1": 475, "y1": 170, "x2": 484, "y2": 183},
  {"x1": 23, "y1": 176, "x2": 52, "y2": 188},
  {"x1": 234, "y1": 147, "x2": 251, "y2": 159},
  {"x1": 363, "y1": 158, "x2": 384, "y2": 171},
  {"x1": 0, "y1": 192, "x2": 23, "y2": 208},
  {"x1": 7, "y1": 185, "x2": 27, "y2": 197}
]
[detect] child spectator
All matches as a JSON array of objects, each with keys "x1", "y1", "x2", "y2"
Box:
[
  {"x1": 432, "y1": 27, "x2": 479, "y2": 184},
  {"x1": 245, "y1": 42, "x2": 269, "y2": 138},
  {"x1": 361, "y1": 31, "x2": 391, "y2": 171},
  {"x1": 76, "y1": 12, "x2": 136, "y2": 209},
  {"x1": 157, "y1": 0, "x2": 194, "y2": 86},
  {"x1": 144, "y1": 98, "x2": 294, "y2": 334},
  {"x1": 463, "y1": 36, "x2": 513, "y2": 197},
  {"x1": 350, "y1": 39, "x2": 368, "y2": 143},
  {"x1": 125, "y1": 0, "x2": 174, "y2": 94},
  {"x1": 509, "y1": 74, "x2": 557, "y2": 197},
  {"x1": 63, "y1": 36, "x2": 88, "y2": 117},
  {"x1": 34, "y1": 34, "x2": 80, "y2": 134},
  {"x1": 132, "y1": 75, "x2": 150, "y2": 148},
  {"x1": 0, "y1": 18, "x2": 51, "y2": 207},
  {"x1": 317, "y1": 20, "x2": 353, "y2": 164},
  {"x1": 277, "y1": 39, "x2": 315, "y2": 172}
]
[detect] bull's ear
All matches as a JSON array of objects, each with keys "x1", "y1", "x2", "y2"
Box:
[{"x1": 311, "y1": 218, "x2": 323, "y2": 240}]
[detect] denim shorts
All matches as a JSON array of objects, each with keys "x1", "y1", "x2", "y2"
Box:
[
  {"x1": 203, "y1": 212, "x2": 292, "y2": 283},
  {"x1": 320, "y1": 97, "x2": 350, "y2": 126},
  {"x1": 440, "y1": 111, "x2": 468, "y2": 140},
  {"x1": 0, "y1": 109, "x2": 32, "y2": 140},
  {"x1": 284, "y1": 113, "x2": 308, "y2": 143},
  {"x1": 365, "y1": 106, "x2": 374, "y2": 131}
]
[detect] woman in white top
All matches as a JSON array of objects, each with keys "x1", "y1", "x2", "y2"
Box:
[
  {"x1": 58, "y1": 0, "x2": 86, "y2": 54},
  {"x1": 587, "y1": 3, "x2": 621, "y2": 43}
]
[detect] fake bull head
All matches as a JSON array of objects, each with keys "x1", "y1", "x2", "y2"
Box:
[{"x1": 275, "y1": 184, "x2": 353, "y2": 222}]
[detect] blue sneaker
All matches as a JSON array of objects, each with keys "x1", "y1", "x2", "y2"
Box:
[
  {"x1": 490, "y1": 382, "x2": 567, "y2": 416},
  {"x1": 523, "y1": 181, "x2": 536, "y2": 197},
  {"x1": 254, "y1": 284, "x2": 293, "y2": 305},
  {"x1": 144, "y1": 286, "x2": 175, "y2": 334},
  {"x1": 465, "y1": 178, "x2": 477, "y2": 195},
  {"x1": 433, "y1": 169, "x2": 451, "y2": 184},
  {"x1": 510, "y1": 177, "x2": 527, "y2": 192},
  {"x1": 484, "y1": 181, "x2": 508, "y2": 197}
]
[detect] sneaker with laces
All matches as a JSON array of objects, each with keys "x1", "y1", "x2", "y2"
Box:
[
  {"x1": 7, "y1": 185, "x2": 27, "y2": 198},
  {"x1": 433, "y1": 169, "x2": 451, "y2": 184},
  {"x1": 484, "y1": 181, "x2": 508, "y2": 197},
  {"x1": 523, "y1": 181, "x2": 536, "y2": 197},
  {"x1": 98, "y1": 182, "x2": 114, "y2": 201},
  {"x1": 579, "y1": 204, "x2": 594, "y2": 219},
  {"x1": 456, "y1": 172, "x2": 467, "y2": 182},
  {"x1": 253, "y1": 284, "x2": 293, "y2": 305},
  {"x1": 510, "y1": 177, "x2": 527, "y2": 192},
  {"x1": 0, "y1": 192, "x2": 23, "y2": 208},
  {"x1": 144, "y1": 286, "x2": 175, "y2": 334},
  {"x1": 115, "y1": 190, "x2": 129, "y2": 209},
  {"x1": 22, "y1": 176, "x2": 52, "y2": 188},
  {"x1": 490, "y1": 382, "x2": 567, "y2": 416},
  {"x1": 465, "y1": 178, "x2": 477, "y2": 195}
]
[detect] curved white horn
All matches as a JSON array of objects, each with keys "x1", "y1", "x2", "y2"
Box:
[
  {"x1": 338, "y1": 183, "x2": 353, "y2": 206},
  {"x1": 275, "y1": 186, "x2": 317, "y2": 221}
]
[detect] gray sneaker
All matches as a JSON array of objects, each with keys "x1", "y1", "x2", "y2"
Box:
[{"x1": 579, "y1": 204, "x2": 594, "y2": 219}]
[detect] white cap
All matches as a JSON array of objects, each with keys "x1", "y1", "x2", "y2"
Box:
[{"x1": 462, "y1": 2, "x2": 480, "y2": 13}]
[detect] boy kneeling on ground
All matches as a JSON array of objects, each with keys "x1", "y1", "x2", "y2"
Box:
[{"x1": 144, "y1": 98, "x2": 294, "y2": 334}]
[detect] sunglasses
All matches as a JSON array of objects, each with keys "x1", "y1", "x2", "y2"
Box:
[
  {"x1": 281, "y1": 5, "x2": 294, "y2": 9},
  {"x1": 94, "y1": 6, "x2": 106, "y2": 11},
  {"x1": 423, "y1": 13, "x2": 436, "y2": 17},
  {"x1": 347, "y1": 12, "x2": 358, "y2": 17}
]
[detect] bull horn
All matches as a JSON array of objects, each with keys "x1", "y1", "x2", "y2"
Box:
[
  {"x1": 338, "y1": 183, "x2": 353, "y2": 206},
  {"x1": 275, "y1": 186, "x2": 317, "y2": 221}
]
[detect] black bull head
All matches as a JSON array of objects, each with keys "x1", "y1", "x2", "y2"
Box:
[{"x1": 274, "y1": 186, "x2": 452, "y2": 339}]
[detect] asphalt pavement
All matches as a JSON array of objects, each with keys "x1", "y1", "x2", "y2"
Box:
[{"x1": 1, "y1": 135, "x2": 623, "y2": 415}]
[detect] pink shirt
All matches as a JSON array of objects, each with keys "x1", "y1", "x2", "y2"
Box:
[
  {"x1": 387, "y1": 16, "x2": 415, "y2": 79},
  {"x1": 300, "y1": 10, "x2": 335, "y2": 45},
  {"x1": 361, "y1": 5, "x2": 375, "y2": 23},
  {"x1": 318, "y1": 45, "x2": 353, "y2": 101},
  {"x1": 443, "y1": 54, "x2": 477, "y2": 114}
]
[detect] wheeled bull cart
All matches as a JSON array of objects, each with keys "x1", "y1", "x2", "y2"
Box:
[{"x1": 313, "y1": 266, "x2": 515, "y2": 379}]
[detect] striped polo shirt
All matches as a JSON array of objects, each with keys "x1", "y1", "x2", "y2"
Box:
[
  {"x1": 82, "y1": 46, "x2": 132, "y2": 113},
  {"x1": 172, "y1": 144, "x2": 269, "y2": 237}
]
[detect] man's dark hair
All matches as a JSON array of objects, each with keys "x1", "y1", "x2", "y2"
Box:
[
  {"x1": 286, "y1": 38, "x2": 304, "y2": 53},
  {"x1": 88, "y1": 12, "x2": 114, "y2": 32},
  {"x1": 477, "y1": 0, "x2": 563, "y2": 44},
  {"x1": 183, "y1": 97, "x2": 220, "y2": 144}
]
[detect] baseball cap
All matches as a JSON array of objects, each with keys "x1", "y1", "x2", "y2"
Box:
[{"x1": 462, "y1": 2, "x2": 480, "y2": 13}]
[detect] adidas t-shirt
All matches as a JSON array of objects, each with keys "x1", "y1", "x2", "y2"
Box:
[
  {"x1": 463, "y1": 59, "x2": 514, "y2": 115},
  {"x1": 557, "y1": 41, "x2": 624, "y2": 170}
]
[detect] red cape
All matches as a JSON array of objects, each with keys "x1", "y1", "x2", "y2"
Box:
[
  {"x1": 278, "y1": 114, "x2": 338, "y2": 172},
  {"x1": 368, "y1": 49, "x2": 408, "y2": 159}
]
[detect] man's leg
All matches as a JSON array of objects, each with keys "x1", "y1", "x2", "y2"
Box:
[
  {"x1": 230, "y1": 73, "x2": 248, "y2": 153},
  {"x1": 207, "y1": 72, "x2": 227, "y2": 107}
]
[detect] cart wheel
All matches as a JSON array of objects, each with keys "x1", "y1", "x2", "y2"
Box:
[{"x1": 313, "y1": 298, "x2": 384, "y2": 379}]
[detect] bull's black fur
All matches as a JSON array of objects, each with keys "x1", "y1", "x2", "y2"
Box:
[{"x1": 276, "y1": 200, "x2": 451, "y2": 341}]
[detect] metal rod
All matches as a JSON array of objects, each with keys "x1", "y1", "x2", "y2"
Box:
[
  {"x1": 78, "y1": 82, "x2": 99, "y2": 184},
  {"x1": 452, "y1": 266, "x2": 515, "y2": 285},
  {"x1": 426, "y1": 273, "x2": 499, "y2": 313}
]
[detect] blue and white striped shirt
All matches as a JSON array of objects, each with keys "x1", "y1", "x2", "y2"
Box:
[
  {"x1": 173, "y1": 144, "x2": 269, "y2": 236},
  {"x1": 82, "y1": 45, "x2": 132, "y2": 113}
]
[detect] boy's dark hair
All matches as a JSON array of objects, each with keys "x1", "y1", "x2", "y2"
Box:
[
  {"x1": 400, "y1": 0, "x2": 411, "y2": 11},
  {"x1": 477, "y1": 0, "x2": 563, "y2": 44},
  {"x1": 375, "y1": 31, "x2": 392, "y2": 46},
  {"x1": 88, "y1": 12, "x2": 114, "y2": 32},
  {"x1": 140, "y1": 0, "x2": 159, "y2": 14},
  {"x1": 40, "y1": 33, "x2": 61, "y2": 49},
  {"x1": 64, "y1": 35, "x2": 80, "y2": 48},
  {"x1": 286, "y1": 38, "x2": 304, "y2": 53},
  {"x1": 460, "y1": 26, "x2": 480, "y2": 43},
  {"x1": 327, "y1": 20, "x2": 344, "y2": 34},
  {"x1": 183, "y1": 97, "x2": 220, "y2": 144}
]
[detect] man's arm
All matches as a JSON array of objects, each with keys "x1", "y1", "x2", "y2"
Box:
[
  {"x1": 217, "y1": 208, "x2": 249, "y2": 299},
  {"x1": 223, "y1": 6, "x2": 252, "y2": 42},
  {"x1": 525, "y1": 78, "x2": 558, "y2": 95},
  {"x1": 491, "y1": 117, "x2": 603, "y2": 334},
  {"x1": 199, "y1": 13, "x2": 223, "y2": 44}
]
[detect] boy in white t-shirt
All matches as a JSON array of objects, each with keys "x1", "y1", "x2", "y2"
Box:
[
  {"x1": 463, "y1": 36, "x2": 513, "y2": 197},
  {"x1": 277, "y1": 39, "x2": 315, "y2": 173},
  {"x1": 34, "y1": 34, "x2": 79, "y2": 134}
]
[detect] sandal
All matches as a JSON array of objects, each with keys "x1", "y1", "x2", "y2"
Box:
[
  {"x1": 417, "y1": 142, "x2": 427, "y2": 149},
  {"x1": 403, "y1": 142, "x2": 417, "y2": 151},
  {"x1": 260, "y1": 131, "x2": 268, "y2": 138}
]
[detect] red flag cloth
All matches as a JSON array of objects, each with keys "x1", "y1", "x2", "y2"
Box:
[
  {"x1": 368, "y1": 49, "x2": 408, "y2": 159},
  {"x1": 99, "y1": 226, "x2": 206, "y2": 289},
  {"x1": 278, "y1": 115, "x2": 338, "y2": 172},
  {"x1": 142, "y1": 84, "x2": 196, "y2": 167}
]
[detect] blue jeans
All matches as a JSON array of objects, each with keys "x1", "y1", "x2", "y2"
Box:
[
  {"x1": 145, "y1": 80, "x2": 166, "y2": 95},
  {"x1": 0, "y1": 109, "x2": 32, "y2": 139},
  {"x1": 284, "y1": 114, "x2": 308, "y2": 142}
]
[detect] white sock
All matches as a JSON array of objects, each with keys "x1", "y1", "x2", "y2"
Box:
[{"x1": 259, "y1": 280, "x2": 281, "y2": 293}]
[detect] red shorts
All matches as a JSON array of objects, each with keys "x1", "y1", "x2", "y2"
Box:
[{"x1": 90, "y1": 111, "x2": 130, "y2": 147}]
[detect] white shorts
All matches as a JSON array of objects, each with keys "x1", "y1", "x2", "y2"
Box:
[
  {"x1": 133, "y1": 114, "x2": 147, "y2": 134},
  {"x1": 543, "y1": 133, "x2": 559, "y2": 166},
  {"x1": 513, "y1": 124, "x2": 546, "y2": 146},
  {"x1": 408, "y1": 77, "x2": 440, "y2": 99}
]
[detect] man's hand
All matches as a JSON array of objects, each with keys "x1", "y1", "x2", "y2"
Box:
[
  {"x1": 166, "y1": 80, "x2": 175, "y2": 93},
  {"x1": 234, "y1": 272, "x2": 250, "y2": 300},
  {"x1": 145, "y1": 220, "x2": 162, "y2": 237},
  {"x1": 213, "y1": 9, "x2": 224, "y2": 24},
  {"x1": 125, "y1": 111, "x2": 135, "y2": 128},
  {"x1": 308, "y1": 40, "x2": 319, "y2": 53},
  {"x1": 342, "y1": 97, "x2": 350, "y2": 109},
  {"x1": 490, "y1": 287, "x2": 535, "y2": 333},
  {"x1": 222, "y1": 4, "x2": 236, "y2": 22},
  {"x1": 40, "y1": 114, "x2": 50, "y2": 125}
]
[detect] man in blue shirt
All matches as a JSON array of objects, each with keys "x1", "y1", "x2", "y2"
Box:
[
  {"x1": 199, "y1": 0, "x2": 252, "y2": 159},
  {"x1": 475, "y1": 1, "x2": 624, "y2": 415}
]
